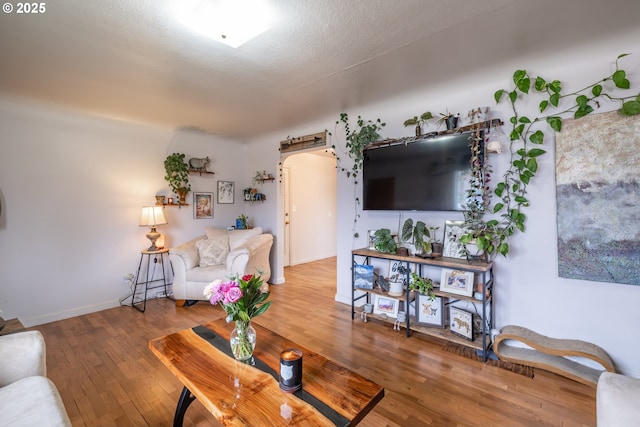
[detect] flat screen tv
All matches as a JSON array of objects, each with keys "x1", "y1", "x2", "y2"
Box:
[{"x1": 362, "y1": 131, "x2": 483, "y2": 211}]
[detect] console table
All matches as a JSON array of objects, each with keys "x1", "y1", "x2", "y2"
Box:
[{"x1": 351, "y1": 248, "x2": 495, "y2": 361}]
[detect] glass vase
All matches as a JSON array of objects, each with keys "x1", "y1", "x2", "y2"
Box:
[{"x1": 230, "y1": 320, "x2": 256, "y2": 361}]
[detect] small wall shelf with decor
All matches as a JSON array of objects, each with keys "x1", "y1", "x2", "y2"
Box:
[
  {"x1": 188, "y1": 169, "x2": 215, "y2": 176},
  {"x1": 351, "y1": 248, "x2": 495, "y2": 361}
]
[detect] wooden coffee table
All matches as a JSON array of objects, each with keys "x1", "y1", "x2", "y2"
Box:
[{"x1": 149, "y1": 319, "x2": 384, "y2": 426}]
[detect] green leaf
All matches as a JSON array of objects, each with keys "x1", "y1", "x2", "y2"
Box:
[
  {"x1": 574, "y1": 105, "x2": 594, "y2": 119},
  {"x1": 539, "y1": 100, "x2": 549, "y2": 112},
  {"x1": 487, "y1": 219, "x2": 499, "y2": 227},
  {"x1": 510, "y1": 129, "x2": 520, "y2": 141},
  {"x1": 498, "y1": 242, "x2": 509, "y2": 257},
  {"x1": 519, "y1": 116, "x2": 531, "y2": 124},
  {"x1": 550, "y1": 93, "x2": 560, "y2": 107},
  {"x1": 509, "y1": 90, "x2": 518, "y2": 103},
  {"x1": 527, "y1": 148, "x2": 546, "y2": 157},
  {"x1": 513, "y1": 69, "x2": 527, "y2": 83},
  {"x1": 495, "y1": 182, "x2": 505, "y2": 197},
  {"x1": 592, "y1": 85, "x2": 602, "y2": 97},
  {"x1": 549, "y1": 80, "x2": 562, "y2": 93},
  {"x1": 526, "y1": 158, "x2": 538, "y2": 173},
  {"x1": 517, "y1": 77, "x2": 531, "y2": 94},
  {"x1": 494, "y1": 89, "x2": 505, "y2": 103},
  {"x1": 529, "y1": 130, "x2": 544, "y2": 144},
  {"x1": 534, "y1": 77, "x2": 546, "y2": 91},
  {"x1": 547, "y1": 116, "x2": 562, "y2": 132},
  {"x1": 576, "y1": 95, "x2": 588, "y2": 106},
  {"x1": 401, "y1": 219, "x2": 414, "y2": 242},
  {"x1": 515, "y1": 196, "x2": 529, "y2": 204},
  {"x1": 516, "y1": 148, "x2": 526, "y2": 156},
  {"x1": 509, "y1": 116, "x2": 517, "y2": 124},
  {"x1": 513, "y1": 159, "x2": 525, "y2": 170},
  {"x1": 493, "y1": 203, "x2": 504, "y2": 213},
  {"x1": 515, "y1": 124, "x2": 525, "y2": 135},
  {"x1": 520, "y1": 173, "x2": 530, "y2": 185},
  {"x1": 613, "y1": 70, "x2": 630, "y2": 89},
  {"x1": 620, "y1": 101, "x2": 640, "y2": 115},
  {"x1": 420, "y1": 111, "x2": 434, "y2": 120}
]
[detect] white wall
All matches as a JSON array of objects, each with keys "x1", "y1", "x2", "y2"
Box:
[
  {"x1": 0, "y1": 97, "x2": 247, "y2": 326},
  {"x1": 247, "y1": 37, "x2": 640, "y2": 376}
]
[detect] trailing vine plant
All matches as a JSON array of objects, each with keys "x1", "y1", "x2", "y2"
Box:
[
  {"x1": 332, "y1": 113, "x2": 386, "y2": 237},
  {"x1": 461, "y1": 53, "x2": 640, "y2": 258}
]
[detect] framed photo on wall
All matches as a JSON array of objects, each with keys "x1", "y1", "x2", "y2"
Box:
[
  {"x1": 193, "y1": 192, "x2": 213, "y2": 219},
  {"x1": 415, "y1": 295, "x2": 445, "y2": 328},
  {"x1": 450, "y1": 306, "x2": 474, "y2": 341},
  {"x1": 373, "y1": 294, "x2": 399, "y2": 318},
  {"x1": 217, "y1": 181, "x2": 234, "y2": 204},
  {"x1": 440, "y1": 269, "x2": 474, "y2": 297}
]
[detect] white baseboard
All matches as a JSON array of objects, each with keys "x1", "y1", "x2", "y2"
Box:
[{"x1": 21, "y1": 300, "x2": 120, "y2": 327}]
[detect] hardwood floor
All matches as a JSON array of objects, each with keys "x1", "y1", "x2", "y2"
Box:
[{"x1": 32, "y1": 257, "x2": 596, "y2": 426}]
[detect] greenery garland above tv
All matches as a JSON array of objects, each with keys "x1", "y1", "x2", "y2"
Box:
[
  {"x1": 461, "y1": 53, "x2": 640, "y2": 258},
  {"x1": 331, "y1": 54, "x2": 640, "y2": 255}
]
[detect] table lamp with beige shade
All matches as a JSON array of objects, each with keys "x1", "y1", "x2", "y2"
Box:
[{"x1": 139, "y1": 206, "x2": 167, "y2": 251}]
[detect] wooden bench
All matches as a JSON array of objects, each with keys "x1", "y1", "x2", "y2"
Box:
[{"x1": 493, "y1": 325, "x2": 615, "y2": 387}]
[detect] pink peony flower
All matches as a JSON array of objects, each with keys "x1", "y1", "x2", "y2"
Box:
[{"x1": 225, "y1": 285, "x2": 243, "y2": 303}]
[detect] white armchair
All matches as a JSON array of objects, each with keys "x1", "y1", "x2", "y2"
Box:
[
  {"x1": 170, "y1": 227, "x2": 273, "y2": 305},
  {"x1": 0, "y1": 331, "x2": 71, "y2": 426}
]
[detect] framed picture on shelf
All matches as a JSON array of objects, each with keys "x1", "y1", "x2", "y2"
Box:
[
  {"x1": 450, "y1": 306, "x2": 474, "y2": 341},
  {"x1": 217, "y1": 181, "x2": 234, "y2": 204},
  {"x1": 415, "y1": 295, "x2": 445, "y2": 328},
  {"x1": 373, "y1": 294, "x2": 399, "y2": 318},
  {"x1": 440, "y1": 269, "x2": 475, "y2": 297},
  {"x1": 443, "y1": 219, "x2": 468, "y2": 259},
  {"x1": 353, "y1": 264, "x2": 374, "y2": 290},
  {"x1": 193, "y1": 192, "x2": 213, "y2": 219}
]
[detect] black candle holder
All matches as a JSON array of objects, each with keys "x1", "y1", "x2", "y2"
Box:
[{"x1": 279, "y1": 348, "x2": 303, "y2": 392}]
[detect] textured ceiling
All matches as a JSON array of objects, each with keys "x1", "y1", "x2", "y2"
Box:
[{"x1": 0, "y1": 0, "x2": 638, "y2": 138}]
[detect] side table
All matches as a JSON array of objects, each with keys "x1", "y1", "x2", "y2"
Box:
[{"x1": 132, "y1": 248, "x2": 174, "y2": 313}]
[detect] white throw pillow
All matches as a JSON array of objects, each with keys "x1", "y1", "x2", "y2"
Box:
[{"x1": 196, "y1": 235, "x2": 230, "y2": 267}]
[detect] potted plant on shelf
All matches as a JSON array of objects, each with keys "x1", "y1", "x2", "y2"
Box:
[
  {"x1": 437, "y1": 110, "x2": 460, "y2": 130},
  {"x1": 164, "y1": 153, "x2": 191, "y2": 204},
  {"x1": 403, "y1": 111, "x2": 433, "y2": 137},
  {"x1": 373, "y1": 228, "x2": 397, "y2": 254},
  {"x1": 408, "y1": 273, "x2": 435, "y2": 300},
  {"x1": 236, "y1": 214, "x2": 249, "y2": 230},
  {"x1": 401, "y1": 219, "x2": 431, "y2": 255},
  {"x1": 428, "y1": 226, "x2": 443, "y2": 256}
]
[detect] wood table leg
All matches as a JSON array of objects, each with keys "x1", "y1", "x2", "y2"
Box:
[{"x1": 173, "y1": 386, "x2": 196, "y2": 427}]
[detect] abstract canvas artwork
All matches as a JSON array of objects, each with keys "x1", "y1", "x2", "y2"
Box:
[{"x1": 556, "y1": 111, "x2": 640, "y2": 286}]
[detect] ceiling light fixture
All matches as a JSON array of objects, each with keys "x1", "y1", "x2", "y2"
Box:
[{"x1": 177, "y1": 0, "x2": 274, "y2": 48}]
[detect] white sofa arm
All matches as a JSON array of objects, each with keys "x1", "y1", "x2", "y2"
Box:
[
  {"x1": 597, "y1": 372, "x2": 640, "y2": 427},
  {"x1": 234, "y1": 233, "x2": 273, "y2": 284},
  {"x1": 226, "y1": 248, "x2": 250, "y2": 276},
  {"x1": 0, "y1": 331, "x2": 46, "y2": 387}
]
